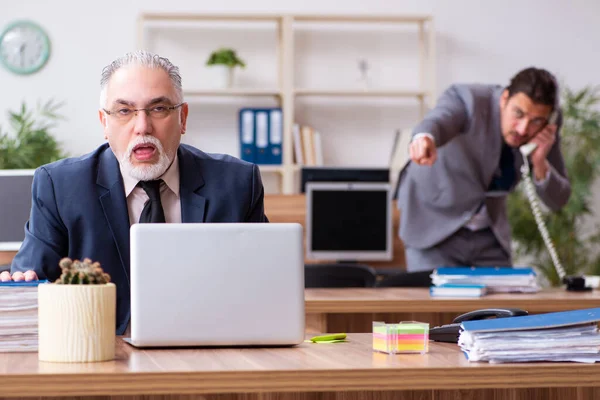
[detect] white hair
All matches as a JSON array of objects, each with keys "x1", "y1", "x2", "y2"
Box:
[
  {"x1": 120, "y1": 135, "x2": 173, "y2": 181},
  {"x1": 99, "y1": 50, "x2": 183, "y2": 108}
]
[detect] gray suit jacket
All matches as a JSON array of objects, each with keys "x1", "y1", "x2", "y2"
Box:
[{"x1": 397, "y1": 84, "x2": 571, "y2": 253}]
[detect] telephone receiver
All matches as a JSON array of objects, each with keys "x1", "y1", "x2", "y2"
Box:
[
  {"x1": 519, "y1": 141, "x2": 538, "y2": 157},
  {"x1": 518, "y1": 111, "x2": 558, "y2": 157},
  {"x1": 429, "y1": 308, "x2": 529, "y2": 343}
]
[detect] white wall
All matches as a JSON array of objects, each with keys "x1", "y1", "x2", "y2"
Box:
[{"x1": 2, "y1": 0, "x2": 599, "y2": 194}]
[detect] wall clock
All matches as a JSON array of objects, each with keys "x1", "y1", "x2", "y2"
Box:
[{"x1": 0, "y1": 20, "x2": 50, "y2": 75}]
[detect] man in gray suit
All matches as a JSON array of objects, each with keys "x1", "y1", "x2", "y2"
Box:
[{"x1": 397, "y1": 67, "x2": 571, "y2": 272}]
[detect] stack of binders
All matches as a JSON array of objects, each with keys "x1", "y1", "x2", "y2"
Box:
[
  {"x1": 430, "y1": 266, "x2": 539, "y2": 297},
  {"x1": 0, "y1": 280, "x2": 47, "y2": 352},
  {"x1": 458, "y1": 307, "x2": 600, "y2": 363},
  {"x1": 238, "y1": 108, "x2": 283, "y2": 165}
]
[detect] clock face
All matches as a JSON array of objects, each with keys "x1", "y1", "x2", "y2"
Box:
[{"x1": 0, "y1": 20, "x2": 50, "y2": 75}]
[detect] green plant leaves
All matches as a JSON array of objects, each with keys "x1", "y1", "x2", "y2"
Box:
[
  {"x1": 0, "y1": 99, "x2": 67, "y2": 169},
  {"x1": 206, "y1": 48, "x2": 246, "y2": 68}
]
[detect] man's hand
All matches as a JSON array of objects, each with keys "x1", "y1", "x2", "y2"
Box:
[
  {"x1": 409, "y1": 136, "x2": 437, "y2": 166},
  {"x1": 0, "y1": 270, "x2": 38, "y2": 282},
  {"x1": 530, "y1": 123, "x2": 557, "y2": 180}
]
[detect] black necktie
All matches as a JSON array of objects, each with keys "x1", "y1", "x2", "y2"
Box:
[
  {"x1": 488, "y1": 143, "x2": 516, "y2": 192},
  {"x1": 138, "y1": 180, "x2": 166, "y2": 223}
]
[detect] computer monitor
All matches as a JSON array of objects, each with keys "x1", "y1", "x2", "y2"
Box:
[
  {"x1": 300, "y1": 167, "x2": 390, "y2": 193},
  {"x1": 0, "y1": 169, "x2": 34, "y2": 251},
  {"x1": 305, "y1": 182, "x2": 392, "y2": 262}
]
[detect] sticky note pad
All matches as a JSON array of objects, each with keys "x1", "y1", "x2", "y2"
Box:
[{"x1": 373, "y1": 321, "x2": 429, "y2": 354}]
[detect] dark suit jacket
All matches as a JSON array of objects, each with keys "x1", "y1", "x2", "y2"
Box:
[
  {"x1": 398, "y1": 84, "x2": 571, "y2": 254},
  {"x1": 11, "y1": 143, "x2": 268, "y2": 334}
]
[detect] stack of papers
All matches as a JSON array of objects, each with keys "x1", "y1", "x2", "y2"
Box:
[
  {"x1": 430, "y1": 266, "x2": 539, "y2": 295},
  {"x1": 458, "y1": 308, "x2": 600, "y2": 363},
  {"x1": 0, "y1": 281, "x2": 47, "y2": 352}
]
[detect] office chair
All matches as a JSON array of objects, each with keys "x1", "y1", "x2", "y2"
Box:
[
  {"x1": 374, "y1": 269, "x2": 433, "y2": 288},
  {"x1": 304, "y1": 263, "x2": 377, "y2": 288}
]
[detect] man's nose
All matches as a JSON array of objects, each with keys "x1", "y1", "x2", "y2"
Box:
[
  {"x1": 133, "y1": 110, "x2": 152, "y2": 135},
  {"x1": 515, "y1": 119, "x2": 530, "y2": 136}
]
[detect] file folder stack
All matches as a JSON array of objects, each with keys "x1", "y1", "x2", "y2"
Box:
[
  {"x1": 430, "y1": 266, "x2": 539, "y2": 296},
  {"x1": 0, "y1": 281, "x2": 44, "y2": 352},
  {"x1": 458, "y1": 308, "x2": 600, "y2": 363},
  {"x1": 239, "y1": 108, "x2": 283, "y2": 165}
]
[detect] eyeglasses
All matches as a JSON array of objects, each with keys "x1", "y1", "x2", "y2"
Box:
[{"x1": 103, "y1": 103, "x2": 184, "y2": 123}]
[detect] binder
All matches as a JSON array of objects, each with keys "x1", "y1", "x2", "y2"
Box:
[
  {"x1": 238, "y1": 107, "x2": 284, "y2": 165},
  {"x1": 268, "y1": 108, "x2": 283, "y2": 164},
  {"x1": 435, "y1": 267, "x2": 535, "y2": 276},
  {"x1": 239, "y1": 109, "x2": 255, "y2": 163},
  {"x1": 254, "y1": 110, "x2": 269, "y2": 164},
  {"x1": 459, "y1": 308, "x2": 600, "y2": 363},
  {"x1": 461, "y1": 307, "x2": 600, "y2": 333}
]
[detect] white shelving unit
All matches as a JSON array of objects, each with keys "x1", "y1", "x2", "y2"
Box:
[
  {"x1": 137, "y1": 13, "x2": 436, "y2": 194},
  {"x1": 184, "y1": 89, "x2": 283, "y2": 97}
]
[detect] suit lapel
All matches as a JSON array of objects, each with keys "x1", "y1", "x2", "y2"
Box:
[
  {"x1": 96, "y1": 148, "x2": 131, "y2": 282},
  {"x1": 178, "y1": 146, "x2": 206, "y2": 223}
]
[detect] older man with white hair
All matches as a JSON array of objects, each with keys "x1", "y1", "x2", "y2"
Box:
[{"x1": 4, "y1": 51, "x2": 269, "y2": 335}]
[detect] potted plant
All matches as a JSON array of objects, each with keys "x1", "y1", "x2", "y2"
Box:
[
  {"x1": 205, "y1": 47, "x2": 246, "y2": 88},
  {"x1": 38, "y1": 258, "x2": 116, "y2": 362},
  {"x1": 508, "y1": 85, "x2": 600, "y2": 286},
  {"x1": 0, "y1": 99, "x2": 67, "y2": 169}
]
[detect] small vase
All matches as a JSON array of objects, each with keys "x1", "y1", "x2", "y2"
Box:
[
  {"x1": 227, "y1": 67, "x2": 235, "y2": 88},
  {"x1": 38, "y1": 283, "x2": 116, "y2": 362},
  {"x1": 209, "y1": 65, "x2": 235, "y2": 89}
]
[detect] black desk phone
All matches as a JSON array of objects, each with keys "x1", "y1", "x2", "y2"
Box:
[{"x1": 429, "y1": 308, "x2": 528, "y2": 343}]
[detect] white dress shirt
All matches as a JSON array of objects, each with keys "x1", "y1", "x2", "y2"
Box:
[{"x1": 119, "y1": 154, "x2": 182, "y2": 226}]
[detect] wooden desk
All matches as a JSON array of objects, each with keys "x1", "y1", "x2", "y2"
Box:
[
  {"x1": 0, "y1": 251, "x2": 15, "y2": 266},
  {"x1": 0, "y1": 334, "x2": 598, "y2": 400},
  {"x1": 305, "y1": 288, "x2": 600, "y2": 333}
]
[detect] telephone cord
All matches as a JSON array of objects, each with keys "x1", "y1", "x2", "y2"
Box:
[{"x1": 519, "y1": 153, "x2": 567, "y2": 280}]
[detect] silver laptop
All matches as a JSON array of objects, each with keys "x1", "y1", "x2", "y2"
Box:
[{"x1": 126, "y1": 223, "x2": 305, "y2": 347}]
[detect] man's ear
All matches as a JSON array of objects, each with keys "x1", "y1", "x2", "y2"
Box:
[
  {"x1": 500, "y1": 89, "x2": 509, "y2": 109},
  {"x1": 98, "y1": 109, "x2": 108, "y2": 139},
  {"x1": 180, "y1": 103, "x2": 189, "y2": 135}
]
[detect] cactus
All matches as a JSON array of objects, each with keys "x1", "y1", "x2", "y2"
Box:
[{"x1": 55, "y1": 257, "x2": 111, "y2": 285}]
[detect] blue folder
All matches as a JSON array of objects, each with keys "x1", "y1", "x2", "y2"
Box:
[
  {"x1": 238, "y1": 108, "x2": 256, "y2": 163},
  {"x1": 436, "y1": 266, "x2": 535, "y2": 276},
  {"x1": 0, "y1": 279, "x2": 49, "y2": 287},
  {"x1": 461, "y1": 307, "x2": 600, "y2": 333}
]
